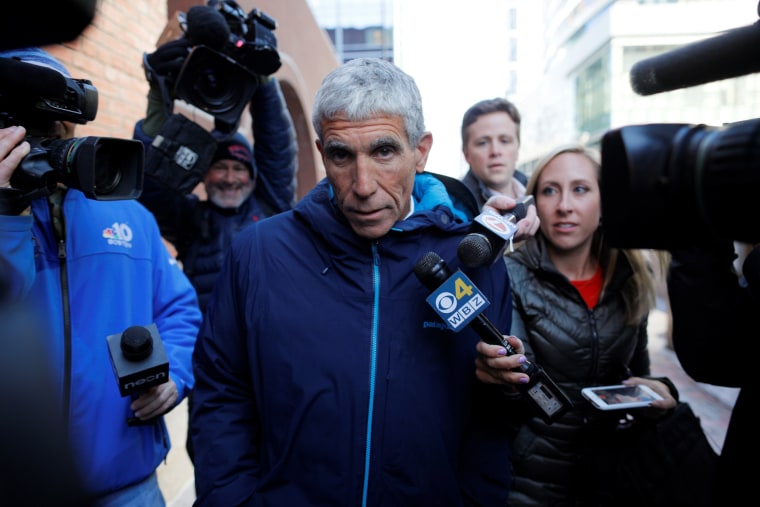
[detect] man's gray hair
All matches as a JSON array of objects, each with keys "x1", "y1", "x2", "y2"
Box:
[{"x1": 311, "y1": 58, "x2": 426, "y2": 147}]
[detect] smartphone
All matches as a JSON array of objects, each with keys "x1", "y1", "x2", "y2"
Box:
[{"x1": 581, "y1": 384, "x2": 663, "y2": 410}]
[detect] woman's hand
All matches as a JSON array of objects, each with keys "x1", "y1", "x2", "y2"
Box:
[
  {"x1": 475, "y1": 335, "x2": 530, "y2": 386},
  {"x1": 624, "y1": 377, "x2": 678, "y2": 419}
]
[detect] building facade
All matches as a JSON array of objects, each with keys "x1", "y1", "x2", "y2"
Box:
[{"x1": 517, "y1": 0, "x2": 760, "y2": 170}]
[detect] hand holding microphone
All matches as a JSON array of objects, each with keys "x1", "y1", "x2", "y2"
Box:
[
  {"x1": 458, "y1": 195, "x2": 536, "y2": 268},
  {"x1": 129, "y1": 379, "x2": 179, "y2": 424},
  {"x1": 414, "y1": 251, "x2": 573, "y2": 423},
  {"x1": 106, "y1": 323, "x2": 171, "y2": 426}
]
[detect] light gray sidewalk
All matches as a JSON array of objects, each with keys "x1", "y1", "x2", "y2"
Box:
[{"x1": 157, "y1": 398, "x2": 195, "y2": 507}]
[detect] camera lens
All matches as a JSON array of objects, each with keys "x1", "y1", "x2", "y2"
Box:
[
  {"x1": 191, "y1": 64, "x2": 244, "y2": 114},
  {"x1": 50, "y1": 137, "x2": 122, "y2": 195},
  {"x1": 174, "y1": 46, "x2": 260, "y2": 130},
  {"x1": 175, "y1": 46, "x2": 255, "y2": 117},
  {"x1": 93, "y1": 166, "x2": 121, "y2": 195}
]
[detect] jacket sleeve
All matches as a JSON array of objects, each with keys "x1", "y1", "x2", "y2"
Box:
[
  {"x1": 668, "y1": 241, "x2": 752, "y2": 387},
  {"x1": 190, "y1": 232, "x2": 262, "y2": 505},
  {"x1": 147, "y1": 212, "x2": 202, "y2": 400},
  {"x1": 250, "y1": 78, "x2": 297, "y2": 213},
  {"x1": 627, "y1": 316, "x2": 652, "y2": 377},
  {"x1": 458, "y1": 259, "x2": 514, "y2": 505}
]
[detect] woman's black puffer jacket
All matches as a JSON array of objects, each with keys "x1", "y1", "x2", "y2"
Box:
[{"x1": 503, "y1": 235, "x2": 651, "y2": 507}]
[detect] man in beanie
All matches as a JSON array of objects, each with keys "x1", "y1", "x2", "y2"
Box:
[
  {"x1": 133, "y1": 32, "x2": 297, "y2": 316},
  {"x1": 132, "y1": 10, "x2": 297, "y2": 463},
  {"x1": 206, "y1": 134, "x2": 257, "y2": 210},
  {"x1": 0, "y1": 47, "x2": 201, "y2": 506}
]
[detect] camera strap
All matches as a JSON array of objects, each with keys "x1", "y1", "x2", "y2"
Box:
[{"x1": 144, "y1": 113, "x2": 217, "y2": 195}]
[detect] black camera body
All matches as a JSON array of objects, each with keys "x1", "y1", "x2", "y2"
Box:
[
  {"x1": 215, "y1": 3, "x2": 280, "y2": 76},
  {"x1": 167, "y1": 1, "x2": 281, "y2": 134},
  {"x1": 601, "y1": 119, "x2": 760, "y2": 249},
  {"x1": 0, "y1": 55, "x2": 143, "y2": 201},
  {"x1": 0, "y1": 67, "x2": 97, "y2": 127}
]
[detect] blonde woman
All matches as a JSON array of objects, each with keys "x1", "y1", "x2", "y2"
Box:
[{"x1": 501, "y1": 144, "x2": 678, "y2": 506}]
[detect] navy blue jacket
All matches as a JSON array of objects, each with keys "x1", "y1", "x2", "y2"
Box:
[{"x1": 190, "y1": 175, "x2": 514, "y2": 506}]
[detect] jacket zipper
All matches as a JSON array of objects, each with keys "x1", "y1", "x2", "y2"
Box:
[
  {"x1": 50, "y1": 189, "x2": 73, "y2": 437},
  {"x1": 362, "y1": 243, "x2": 381, "y2": 507}
]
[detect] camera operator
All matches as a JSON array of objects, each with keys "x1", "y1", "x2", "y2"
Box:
[
  {"x1": 0, "y1": 47, "x2": 202, "y2": 506},
  {"x1": 133, "y1": 2, "x2": 296, "y2": 312},
  {"x1": 132, "y1": 2, "x2": 297, "y2": 463},
  {"x1": 668, "y1": 241, "x2": 755, "y2": 505},
  {"x1": 0, "y1": 258, "x2": 93, "y2": 506}
]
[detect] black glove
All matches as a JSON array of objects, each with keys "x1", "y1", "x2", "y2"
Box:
[
  {"x1": 143, "y1": 37, "x2": 193, "y2": 125},
  {"x1": 144, "y1": 38, "x2": 192, "y2": 88}
]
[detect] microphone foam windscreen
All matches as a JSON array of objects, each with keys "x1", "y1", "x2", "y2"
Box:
[
  {"x1": 185, "y1": 5, "x2": 230, "y2": 50},
  {"x1": 458, "y1": 234, "x2": 494, "y2": 269}
]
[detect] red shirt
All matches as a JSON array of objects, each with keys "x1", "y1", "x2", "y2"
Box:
[{"x1": 571, "y1": 265, "x2": 603, "y2": 309}]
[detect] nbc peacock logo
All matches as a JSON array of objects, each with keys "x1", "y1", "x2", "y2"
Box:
[{"x1": 102, "y1": 222, "x2": 134, "y2": 249}]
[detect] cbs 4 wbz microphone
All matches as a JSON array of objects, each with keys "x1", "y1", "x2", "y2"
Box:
[
  {"x1": 414, "y1": 251, "x2": 573, "y2": 424},
  {"x1": 106, "y1": 323, "x2": 169, "y2": 426}
]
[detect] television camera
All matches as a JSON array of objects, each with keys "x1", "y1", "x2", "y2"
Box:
[
  {"x1": 145, "y1": 0, "x2": 281, "y2": 135},
  {"x1": 600, "y1": 3, "x2": 760, "y2": 249},
  {"x1": 0, "y1": 54, "x2": 143, "y2": 202}
]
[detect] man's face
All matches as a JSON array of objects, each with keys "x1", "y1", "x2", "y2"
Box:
[
  {"x1": 317, "y1": 114, "x2": 432, "y2": 239},
  {"x1": 204, "y1": 159, "x2": 254, "y2": 209},
  {"x1": 462, "y1": 111, "x2": 519, "y2": 191}
]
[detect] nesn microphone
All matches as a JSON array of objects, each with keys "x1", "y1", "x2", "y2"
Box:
[
  {"x1": 458, "y1": 195, "x2": 534, "y2": 268},
  {"x1": 414, "y1": 251, "x2": 572, "y2": 424},
  {"x1": 106, "y1": 323, "x2": 169, "y2": 426}
]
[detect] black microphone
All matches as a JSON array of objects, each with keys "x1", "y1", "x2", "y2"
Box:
[
  {"x1": 414, "y1": 251, "x2": 573, "y2": 423},
  {"x1": 0, "y1": 56, "x2": 68, "y2": 99},
  {"x1": 458, "y1": 195, "x2": 534, "y2": 268},
  {"x1": 630, "y1": 20, "x2": 760, "y2": 96},
  {"x1": 106, "y1": 323, "x2": 169, "y2": 426},
  {"x1": 184, "y1": 5, "x2": 231, "y2": 50}
]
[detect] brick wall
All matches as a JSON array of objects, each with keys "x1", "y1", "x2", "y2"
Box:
[{"x1": 44, "y1": 0, "x2": 167, "y2": 139}]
